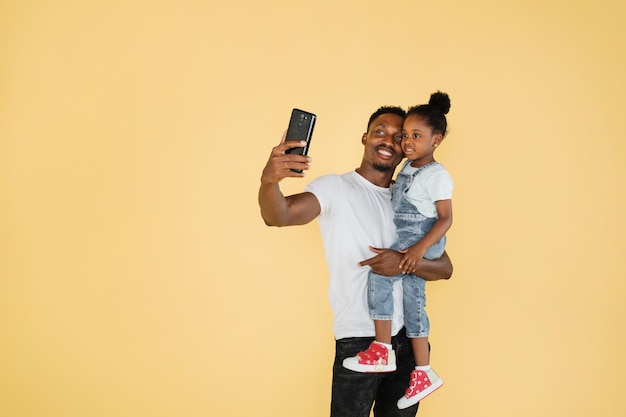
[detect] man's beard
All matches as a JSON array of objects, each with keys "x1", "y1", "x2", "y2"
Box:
[{"x1": 372, "y1": 162, "x2": 395, "y2": 173}]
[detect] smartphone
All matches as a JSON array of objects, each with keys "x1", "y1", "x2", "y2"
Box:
[{"x1": 285, "y1": 108, "x2": 316, "y2": 172}]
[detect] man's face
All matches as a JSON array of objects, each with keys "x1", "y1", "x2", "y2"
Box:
[{"x1": 362, "y1": 113, "x2": 404, "y2": 172}]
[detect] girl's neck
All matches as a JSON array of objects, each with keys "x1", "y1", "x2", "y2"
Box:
[{"x1": 409, "y1": 156, "x2": 436, "y2": 168}]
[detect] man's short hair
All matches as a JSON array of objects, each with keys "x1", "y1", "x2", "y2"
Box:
[{"x1": 367, "y1": 106, "x2": 406, "y2": 131}]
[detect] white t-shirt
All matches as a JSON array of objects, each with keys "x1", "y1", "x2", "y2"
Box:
[
  {"x1": 403, "y1": 163, "x2": 454, "y2": 218},
  {"x1": 305, "y1": 171, "x2": 405, "y2": 340}
]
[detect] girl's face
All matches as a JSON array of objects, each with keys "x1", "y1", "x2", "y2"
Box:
[{"x1": 401, "y1": 115, "x2": 442, "y2": 165}]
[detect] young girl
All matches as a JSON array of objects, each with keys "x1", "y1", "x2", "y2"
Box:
[{"x1": 343, "y1": 91, "x2": 454, "y2": 409}]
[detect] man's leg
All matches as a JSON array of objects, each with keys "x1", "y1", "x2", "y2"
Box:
[
  {"x1": 373, "y1": 328, "x2": 420, "y2": 417},
  {"x1": 331, "y1": 336, "x2": 386, "y2": 417}
]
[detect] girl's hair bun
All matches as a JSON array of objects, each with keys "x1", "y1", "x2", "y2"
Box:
[{"x1": 428, "y1": 91, "x2": 451, "y2": 115}]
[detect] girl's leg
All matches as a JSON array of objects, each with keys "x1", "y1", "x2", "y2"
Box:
[
  {"x1": 411, "y1": 336, "x2": 430, "y2": 366},
  {"x1": 343, "y1": 271, "x2": 397, "y2": 373},
  {"x1": 374, "y1": 319, "x2": 392, "y2": 344},
  {"x1": 397, "y1": 274, "x2": 444, "y2": 408},
  {"x1": 398, "y1": 336, "x2": 444, "y2": 409}
]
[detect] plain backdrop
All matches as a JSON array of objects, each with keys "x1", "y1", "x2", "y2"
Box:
[{"x1": 2, "y1": 1, "x2": 625, "y2": 416}]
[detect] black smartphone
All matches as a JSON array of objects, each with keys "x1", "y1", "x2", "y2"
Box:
[{"x1": 285, "y1": 108, "x2": 316, "y2": 172}]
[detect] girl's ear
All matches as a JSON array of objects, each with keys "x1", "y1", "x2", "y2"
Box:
[{"x1": 433, "y1": 133, "x2": 443, "y2": 147}]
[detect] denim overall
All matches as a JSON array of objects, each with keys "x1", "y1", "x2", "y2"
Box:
[{"x1": 367, "y1": 160, "x2": 445, "y2": 338}]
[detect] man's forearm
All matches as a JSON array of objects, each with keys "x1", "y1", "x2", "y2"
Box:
[
  {"x1": 361, "y1": 248, "x2": 453, "y2": 280},
  {"x1": 417, "y1": 251, "x2": 453, "y2": 281}
]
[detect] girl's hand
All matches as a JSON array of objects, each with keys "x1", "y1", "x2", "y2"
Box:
[{"x1": 399, "y1": 247, "x2": 425, "y2": 274}]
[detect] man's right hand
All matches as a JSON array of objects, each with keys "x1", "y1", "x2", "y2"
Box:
[
  {"x1": 260, "y1": 133, "x2": 312, "y2": 184},
  {"x1": 258, "y1": 133, "x2": 320, "y2": 227}
]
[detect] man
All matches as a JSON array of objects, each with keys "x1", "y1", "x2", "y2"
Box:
[{"x1": 258, "y1": 106, "x2": 452, "y2": 417}]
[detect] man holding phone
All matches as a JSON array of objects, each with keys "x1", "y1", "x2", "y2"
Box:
[{"x1": 258, "y1": 106, "x2": 452, "y2": 417}]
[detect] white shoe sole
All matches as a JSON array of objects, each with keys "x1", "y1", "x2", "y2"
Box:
[{"x1": 342, "y1": 352, "x2": 397, "y2": 373}]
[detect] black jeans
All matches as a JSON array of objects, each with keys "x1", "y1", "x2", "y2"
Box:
[{"x1": 330, "y1": 327, "x2": 419, "y2": 417}]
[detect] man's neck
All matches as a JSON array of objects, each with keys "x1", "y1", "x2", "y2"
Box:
[{"x1": 355, "y1": 165, "x2": 394, "y2": 188}]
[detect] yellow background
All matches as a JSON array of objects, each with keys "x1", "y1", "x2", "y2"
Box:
[{"x1": 2, "y1": 1, "x2": 625, "y2": 416}]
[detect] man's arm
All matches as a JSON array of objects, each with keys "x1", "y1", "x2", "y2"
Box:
[
  {"x1": 259, "y1": 186, "x2": 321, "y2": 226},
  {"x1": 359, "y1": 247, "x2": 453, "y2": 281},
  {"x1": 258, "y1": 136, "x2": 321, "y2": 227}
]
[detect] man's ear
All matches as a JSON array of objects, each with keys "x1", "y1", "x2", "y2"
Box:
[{"x1": 362, "y1": 133, "x2": 367, "y2": 144}]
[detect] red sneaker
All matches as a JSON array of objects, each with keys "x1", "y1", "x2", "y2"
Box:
[
  {"x1": 342, "y1": 341, "x2": 396, "y2": 373},
  {"x1": 397, "y1": 368, "x2": 443, "y2": 409}
]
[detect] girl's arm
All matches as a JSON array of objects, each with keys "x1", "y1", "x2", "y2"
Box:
[{"x1": 399, "y1": 199, "x2": 453, "y2": 273}]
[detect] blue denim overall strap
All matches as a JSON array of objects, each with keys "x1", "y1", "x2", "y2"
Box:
[{"x1": 390, "y1": 160, "x2": 442, "y2": 252}]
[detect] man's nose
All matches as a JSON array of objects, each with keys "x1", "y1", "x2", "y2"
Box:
[{"x1": 382, "y1": 133, "x2": 397, "y2": 145}]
